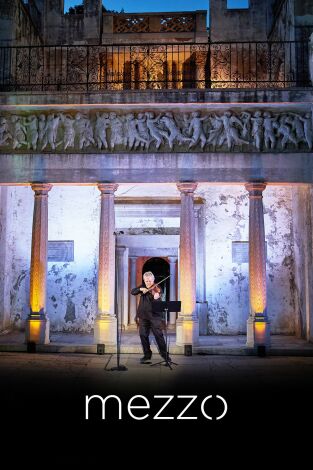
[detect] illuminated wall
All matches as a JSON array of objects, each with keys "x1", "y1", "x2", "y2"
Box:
[
  {"x1": 1, "y1": 186, "x2": 32, "y2": 330},
  {"x1": 0, "y1": 183, "x2": 296, "y2": 335},
  {"x1": 198, "y1": 184, "x2": 295, "y2": 334}
]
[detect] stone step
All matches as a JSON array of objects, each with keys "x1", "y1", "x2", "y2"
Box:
[{"x1": 1, "y1": 342, "x2": 313, "y2": 356}]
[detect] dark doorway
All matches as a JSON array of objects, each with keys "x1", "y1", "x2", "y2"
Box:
[{"x1": 142, "y1": 257, "x2": 170, "y2": 301}]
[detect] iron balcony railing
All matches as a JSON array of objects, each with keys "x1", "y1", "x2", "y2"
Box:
[{"x1": 0, "y1": 41, "x2": 310, "y2": 92}]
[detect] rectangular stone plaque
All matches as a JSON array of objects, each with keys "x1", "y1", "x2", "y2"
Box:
[
  {"x1": 48, "y1": 241, "x2": 74, "y2": 262},
  {"x1": 232, "y1": 241, "x2": 267, "y2": 264},
  {"x1": 232, "y1": 242, "x2": 249, "y2": 263}
]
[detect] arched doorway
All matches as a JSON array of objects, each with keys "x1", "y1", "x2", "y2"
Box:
[{"x1": 142, "y1": 257, "x2": 170, "y2": 301}]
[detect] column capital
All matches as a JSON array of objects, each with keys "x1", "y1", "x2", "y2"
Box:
[
  {"x1": 97, "y1": 183, "x2": 119, "y2": 194},
  {"x1": 245, "y1": 182, "x2": 267, "y2": 197},
  {"x1": 177, "y1": 182, "x2": 198, "y2": 194},
  {"x1": 31, "y1": 183, "x2": 52, "y2": 196},
  {"x1": 129, "y1": 255, "x2": 138, "y2": 262},
  {"x1": 168, "y1": 256, "x2": 178, "y2": 263}
]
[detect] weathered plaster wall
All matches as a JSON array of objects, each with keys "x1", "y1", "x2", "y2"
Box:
[
  {"x1": 265, "y1": 186, "x2": 295, "y2": 334},
  {"x1": 1, "y1": 185, "x2": 100, "y2": 333},
  {"x1": 291, "y1": 185, "x2": 313, "y2": 341},
  {"x1": 3, "y1": 186, "x2": 32, "y2": 330},
  {"x1": 0, "y1": 187, "x2": 12, "y2": 330},
  {"x1": 47, "y1": 186, "x2": 99, "y2": 332},
  {"x1": 0, "y1": 183, "x2": 297, "y2": 335},
  {"x1": 197, "y1": 184, "x2": 295, "y2": 335}
]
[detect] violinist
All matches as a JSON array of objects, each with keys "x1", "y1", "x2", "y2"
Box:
[{"x1": 131, "y1": 271, "x2": 171, "y2": 364}]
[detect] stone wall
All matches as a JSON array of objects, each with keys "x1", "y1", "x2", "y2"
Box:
[
  {"x1": 209, "y1": 0, "x2": 270, "y2": 42},
  {"x1": 0, "y1": 0, "x2": 42, "y2": 45},
  {"x1": 294, "y1": 0, "x2": 313, "y2": 40},
  {"x1": 101, "y1": 10, "x2": 208, "y2": 45},
  {"x1": 268, "y1": 0, "x2": 313, "y2": 41},
  {"x1": 0, "y1": 185, "x2": 32, "y2": 330},
  {"x1": 0, "y1": 1, "x2": 207, "y2": 46},
  {"x1": 0, "y1": 187, "x2": 11, "y2": 330},
  {"x1": 291, "y1": 185, "x2": 313, "y2": 341},
  {"x1": 0, "y1": 183, "x2": 299, "y2": 336},
  {"x1": 269, "y1": 0, "x2": 295, "y2": 41},
  {"x1": 198, "y1": 184, "x2": 295, "y2": 335}
]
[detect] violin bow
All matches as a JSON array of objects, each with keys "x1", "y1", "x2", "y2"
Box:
[{"x1": 146, "y1": 274, "x2": 171, "y2": 292}]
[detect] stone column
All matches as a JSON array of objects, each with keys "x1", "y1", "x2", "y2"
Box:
[
  {"x1": 245, "y1": 182, "x2": 270, "y2": 348},
  {"x1": 94, "y1": 183, "x2": 118, "y2": 345},
  {"x1": 176, "y1": 182, "x2": 199, "y2": 346},
  {"x1": 168, "y1": 256, "x2": 178, "y2": 325},
  {"x1": 309, "y1": 33, "x2": 313, "y2": 86},
  {"x1": 116, "y1": 246, "x2": 129, "y2": 329},
  {"x1": 25, "y1": 183, "x2": 52, "y2": 345},
  {"x1": 129, "y1": 256, "x2": 138, "y2": 325}
]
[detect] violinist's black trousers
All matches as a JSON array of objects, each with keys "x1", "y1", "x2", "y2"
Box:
[{"x1": 139, "y1": 317, "x2": 167, "y2": 357}]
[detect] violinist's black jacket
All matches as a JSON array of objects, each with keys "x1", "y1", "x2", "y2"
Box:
[{"x1": 131, "y1": 285, "x2": 162, "y2": 320}]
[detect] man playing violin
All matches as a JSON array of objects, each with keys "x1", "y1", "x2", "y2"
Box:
[{"x1": 131, "y1": 271, "x2": 171, "y2": 364}]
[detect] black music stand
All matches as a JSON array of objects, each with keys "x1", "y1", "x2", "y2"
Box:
[{"x1": 150, "y1": 300, "x2": 181, "y2": 370}]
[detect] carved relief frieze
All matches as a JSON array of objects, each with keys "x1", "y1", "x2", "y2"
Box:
[{"x1": 0, "y1": 108, "x2": 312, "y2": 153}]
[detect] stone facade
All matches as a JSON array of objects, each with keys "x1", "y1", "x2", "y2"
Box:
[
  {"x1": 210, "y1": 0, "x2": 313, "y2": 43},
  {"x1": 0, "y1": 1, "x2": 207, "y2": 46},
  {"x1": 0, "y1": 183, "x2": 299, "y2": 338},
  {"x1": 0, "y1": 1, "x2": 313, "y2": 349},
  {"x1": 0, "y1": 0, "x2": 42, "y2": 45}
]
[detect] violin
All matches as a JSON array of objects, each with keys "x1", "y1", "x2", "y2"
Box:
[
  {"x1": 150, "y1": 284, "x2": 161, "y2": 297},
  {"x1": 141, "y1": 275, "x2": 170, "y2": 296}
]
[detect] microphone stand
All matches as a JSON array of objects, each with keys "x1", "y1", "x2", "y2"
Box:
[{"x1": 110, "y1": 231, "x2": 127, "y2": 371}]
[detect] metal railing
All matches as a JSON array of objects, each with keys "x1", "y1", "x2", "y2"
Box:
[{"x1": 0, "y1": 40, "x2": 310, "y2": 91}]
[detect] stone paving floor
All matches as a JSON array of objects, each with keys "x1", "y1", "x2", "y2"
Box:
[{"x1": 1, "y1": 328, "x2": 313, "y2": 354}]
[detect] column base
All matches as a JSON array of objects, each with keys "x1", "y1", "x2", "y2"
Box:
[
  {"x1": 25, "y1": 313, "x2": 50, "y2": 345},
  {"x1": 169, "y1": 311, "x2": 177, "y2": 325},
  {"x1": 176, "y1": 315, "x2": 199, "y2": 346},
  {"x1": 246, "y1": 315, "x2": 271, "y2": 348},
  {"x1": 94, "y1": 314, "x2": 117, "y2": 345}
]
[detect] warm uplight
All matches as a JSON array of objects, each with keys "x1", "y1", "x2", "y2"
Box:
[
  {"x1": 182, "y1": 320, "x2": 194, "y2": 344},
  {"x1": 30, "y1": 279, "x2": 45, "y2": 313},
  {"x1": 180, "y1": 276, "x2": 196, "y2": 315},
  {"x1": 254, "y1": 319, "x2": 266, "y2": 344},
  {"x1": 97, "y1": 254, "x2": 114, "y2": 314},
  {"x1": 97, "y1": 319, "x2": 111, "y2": 336},
  {"x1": 94, "y1": 315, "x2": 117, "y2": 345},
  {"x1": 98, "y1": 286, "x2": 112, "y2": 315},
  {"x1": 28, "y1": 319, "x2": 41, "y2": 343},
  {"x1": 249, "y1": 248, "x2": 267, "y2": 314},
  {"x1": 250, "y1": 282, "x2": 266, "y2": 315}
]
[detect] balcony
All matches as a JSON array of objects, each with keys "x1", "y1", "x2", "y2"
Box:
[{"x1": 0, "y1": 40, "x2": 310, "y2": 92}]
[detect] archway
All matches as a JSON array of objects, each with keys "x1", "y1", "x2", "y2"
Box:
[{"x1": 142, "y1": 257, "x2": 170, "y2": 301}]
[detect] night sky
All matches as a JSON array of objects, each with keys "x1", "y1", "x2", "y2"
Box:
[{"x1": 64, "y1": 0, "x2": 249, "y2": 13}]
